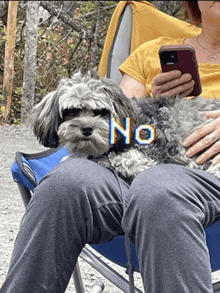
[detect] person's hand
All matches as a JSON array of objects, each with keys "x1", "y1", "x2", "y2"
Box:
[
  {"x1": 183, "y1": 110, "x2": 220, "y2": 165},
  {"x1": 204, "y1": 110, "x2": 220, "y2": 120},
  {"x1": 151, "y1": 70, "x2": 195, "y2": 97}
]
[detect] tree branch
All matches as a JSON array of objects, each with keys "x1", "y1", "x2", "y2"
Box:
[
  {"x1": 76, "y1": 4, "x2": 116, "y2": 20},
  {"x1": 90, "y1": 1, "x2": 104, "y2": 68},
  {"x1": 40, "y1": 1, "x2": 103, "y2": 48}
]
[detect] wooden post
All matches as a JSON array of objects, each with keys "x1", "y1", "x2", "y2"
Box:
[
  {"x1": 22, "y1": 1, "x2": 39, "y2": 123},
  {"x1": 2, "y1": 1, "x2": 18, "y2": 121}
]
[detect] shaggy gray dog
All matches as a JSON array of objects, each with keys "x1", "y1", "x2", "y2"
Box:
[{"x1": 31, "y1": 71, "x2": 220, "y2": 184}]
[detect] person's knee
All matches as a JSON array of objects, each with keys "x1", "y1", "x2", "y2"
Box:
[
  {"x1": 32, "y1": 159, "x2": 104, "y2": 207},
  {"x1": 125, "y1": 164, "x2": 193, "y2": 229},
  {"x1": 130, "y1": 164, "x2": 184, "y2": 201},
  {"x1": 32, "y1": 158, "x2": 119, "y2": 211}
]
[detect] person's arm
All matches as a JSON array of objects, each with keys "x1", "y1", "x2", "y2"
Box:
[
  {"x1": 120, "y1": 73, "x2": 146, "y2": 99},
  {"x1": 120, "y1": 70, "x2": 195, "y2": 99}
]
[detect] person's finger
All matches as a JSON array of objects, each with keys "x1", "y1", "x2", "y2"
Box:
[
  {"x1": 152, "y1": 72, "x2": 193, "y2": 97},
  {"x1": 162, "y1": 80, "x2": 194, "y2": 97},
  {"x1": 183, "y1": 124, "x2": 213, "y2": 147},
  {"x1": 196, "y1": 140, "x2": 220, "y2": 164},
  {"x1": 153, "y1": 70, "x2": 182, "y2": 86},
  {"x1": 179, "y1": 86, "x2": 195, "y2": 97},
  {"x1": 204, "y1": 110, "x2": 220, "y2": 119}
]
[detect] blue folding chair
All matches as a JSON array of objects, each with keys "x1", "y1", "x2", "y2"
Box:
[{"x1": 11, "y1": 1, "x2": 220, "y2": 292}]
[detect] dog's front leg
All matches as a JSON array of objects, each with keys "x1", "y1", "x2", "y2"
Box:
[{"x1": 110, "y1": 148, "x2": 158, "y2": 183}]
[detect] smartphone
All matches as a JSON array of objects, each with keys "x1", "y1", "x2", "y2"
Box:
[{"x1": 159, "y1": 45, "x2": 202, "y2": 97}]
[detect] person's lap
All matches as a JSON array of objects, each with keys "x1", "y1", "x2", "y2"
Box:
[{"x1": 2, "y1": 159, "x2": 220, "y2": 292}]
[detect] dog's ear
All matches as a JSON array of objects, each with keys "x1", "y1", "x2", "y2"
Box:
[
  {"x1": 100, "y1": 79, "x2": 139, "y2": 128},
  {"x1": 31, "y1": 91, "x2": 62, "y2": 148},
  {"x1": 99, "y1": 79, "x2": 141, "y2": 150}
]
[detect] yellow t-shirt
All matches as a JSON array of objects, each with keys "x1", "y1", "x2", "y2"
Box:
[{"x1": 119, "y1": 36, "x2": 220, "y2": 99}]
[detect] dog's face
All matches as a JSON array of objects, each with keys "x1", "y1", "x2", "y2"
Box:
[
  {"x1": 31, "y1": 71, "x2": 139, "y2": 157},
  {"x1": 57, "y1": 84, "x2": 113, "y2": 157}
]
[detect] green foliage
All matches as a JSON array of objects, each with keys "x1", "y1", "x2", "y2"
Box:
[
  {"x1": 35, "y1": 2, "x2": 117, "y2": 99},
  {"x1": 0, "y1": 1, "x2": 118, "y2": 123},
  {"x1": 0, "y1": 1, "x2": 187, "y2": 124}
]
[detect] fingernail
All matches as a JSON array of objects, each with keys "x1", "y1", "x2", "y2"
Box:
[
  {"x1": 186, "y1": 74, "x2": 192, "y2": 80},
  {"x1": 183, "y1": 139, "x2": 189, "y2": 147},
  {"x1": 186, "y1": 149, "x2": 192, "y2": 156},
  {"x1": 196, "y1": 157, "x2": 203, "y2": 164}
]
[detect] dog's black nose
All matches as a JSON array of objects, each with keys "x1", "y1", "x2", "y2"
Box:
[{"x1": 81, "y1": 126, "x2": 93, "y2": 136}]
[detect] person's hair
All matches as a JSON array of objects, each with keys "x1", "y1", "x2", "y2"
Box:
[{"x1": 181, "y1": 1, "x2": 201, "y2": 27}]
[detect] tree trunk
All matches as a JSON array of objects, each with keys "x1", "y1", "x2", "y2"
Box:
[
  {"x1": 21, "y1": 1, "x2": 39, "y2": 123},
  {"x1": 1, "y1": 1, "x2": 18, "y2": 122},
  {"x1": 90, "y1": 1, "x2": 105, "y2": 69}
]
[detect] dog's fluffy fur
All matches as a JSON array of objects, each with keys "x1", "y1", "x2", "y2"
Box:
[{"x1": 31, "y1": 71, "x2": 220, "y2": 184}]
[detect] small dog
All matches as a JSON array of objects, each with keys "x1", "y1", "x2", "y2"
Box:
[
  {"x1": 31, "y1": 71, "x2": 220, "y2": 184},
  {"x1": 31, "y1": 71, "x2": 139, "y2": 153}
]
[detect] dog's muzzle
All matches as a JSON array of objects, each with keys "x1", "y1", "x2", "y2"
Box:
[{"x1": 81, "y1": 126, "x2": 93, "y2": 136}]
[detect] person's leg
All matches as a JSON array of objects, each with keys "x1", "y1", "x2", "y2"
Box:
[
  {"x1": 122, "y1": 164, "x2": 220, "y2": 293},
  {"x1": 1, "y1": 158, "x2": 128, "y2": 293}
]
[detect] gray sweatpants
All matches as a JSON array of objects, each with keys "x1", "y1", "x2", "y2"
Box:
[{"x1": 1, "y1": 158, "x2": 220, "y2": 293}]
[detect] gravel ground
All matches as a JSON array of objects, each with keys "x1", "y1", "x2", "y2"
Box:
[{"x1": 0, "y1": 124, "x2": 219, "y2": 292}]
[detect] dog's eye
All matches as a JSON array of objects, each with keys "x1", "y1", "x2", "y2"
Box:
[
  {"x1": 62, "y1": 108, "x2": 80, "y2": 118},
  {"x1": 93, "y1": 109, "x2": 110, "y2": 117}
]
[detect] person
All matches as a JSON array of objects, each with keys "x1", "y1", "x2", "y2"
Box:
[
  {"x1": 120, "y1": 0, "x2": 220, "y2": 166},
  {"x1": 1, "y1": 1, "x2": 220, "y2": 292}
]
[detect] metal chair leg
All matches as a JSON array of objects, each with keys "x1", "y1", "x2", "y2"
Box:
[
  {"x1": 90, "y1": 281, "x2": 105, "y2": 293},
  {"x1": 73, "y1": 258, "x2": 105, "y2": 293},
  {"x1": 72, "y1": 260, "x2": 85, "y2": 293},
  {"x1": 80, "y1": 247, "x2": 142, "y2": 293}
]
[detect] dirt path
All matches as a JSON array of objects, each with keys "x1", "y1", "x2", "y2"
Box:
[{"x1": 0, "y1": 124, "x2": 219, "y2": 292}]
